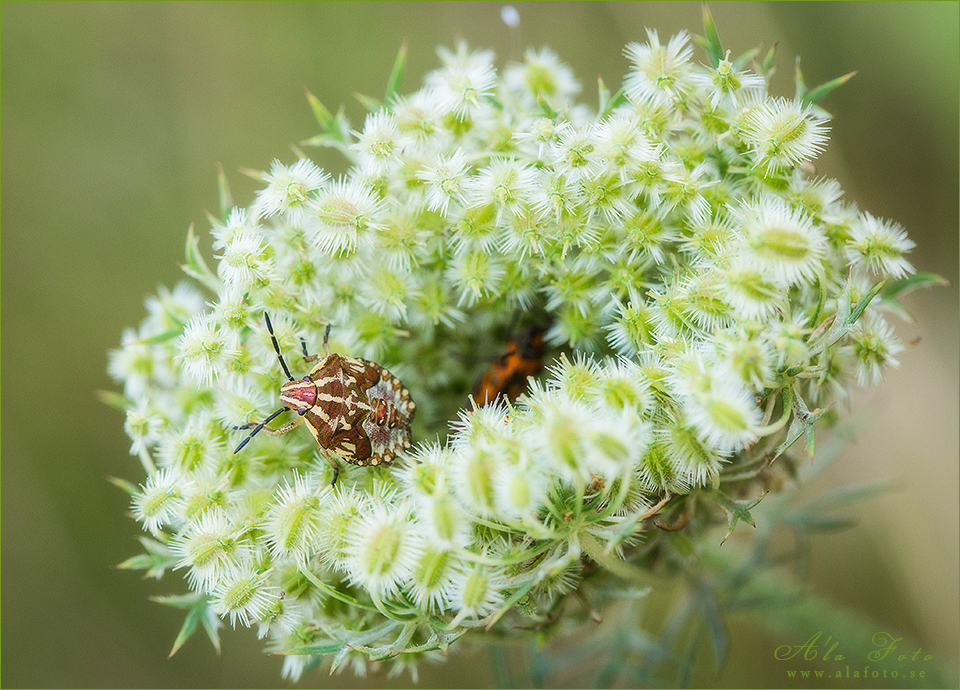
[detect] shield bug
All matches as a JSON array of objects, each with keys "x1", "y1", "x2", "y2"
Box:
[
  {"x1": 471, "y1": 324, "x2": 547, "y2": 406},
  {"x1": 234, "y1": 312, "x2": 416, "y2": 484}
]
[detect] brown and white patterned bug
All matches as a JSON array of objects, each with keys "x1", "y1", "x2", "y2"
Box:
[{"x1": 234, "y1": 312, "x2": 416, "y2": 483}]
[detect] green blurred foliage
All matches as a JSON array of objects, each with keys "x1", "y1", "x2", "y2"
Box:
[{"x1": 2, "y1": 2, "x2": 956, "y2": 687}]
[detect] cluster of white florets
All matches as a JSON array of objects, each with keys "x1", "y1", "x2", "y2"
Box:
[{"x1": 110, "y1": 30, "x2": 914, "y2": 679}]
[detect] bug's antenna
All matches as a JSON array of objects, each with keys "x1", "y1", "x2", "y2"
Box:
[
  {"x1": 264, "y1": 311, "x2": 295, "y2": 382},
  {"x1": 234, "y1": 407, "x2": 287, "y2": 453}
]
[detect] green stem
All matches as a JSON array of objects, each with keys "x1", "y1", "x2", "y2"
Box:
[
  {"x1": 578, "y1": 532, "x2": 661, "y2": 588},
  {"x1": 138, "y1": 446, "x2": 157, "y2": 475},
  {"x1": 299, "y1": 568, "x2": 379, "y2": 613}
]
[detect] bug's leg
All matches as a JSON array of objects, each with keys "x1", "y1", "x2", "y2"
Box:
[
  {"x1": 322, "y1": 324, "x2": 332, "y2": 356},
  {"x1": 320, "y1": 450, "x2": 340, "y2": 486},
  {"x1": 234, "y1": 406, "x2": 287, "y2": 453},
  {"x1": 264, "y1": 312, "x2": 295, "y2": 382},
  {"x1": 300, "y1": 336, "x2": 320, "y2": 365},
  {"x1": 260, "y1": 415, "x2": 304, "y2": 436}
]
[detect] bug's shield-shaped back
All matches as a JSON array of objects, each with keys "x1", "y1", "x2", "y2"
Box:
[{"x1": 358, "y1": 361, "x2": 415, "y2": 466}]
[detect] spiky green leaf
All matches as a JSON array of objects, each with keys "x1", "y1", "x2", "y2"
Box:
[
  {"x1": 98, "y1": 390, "x2": 132, "y2": 413},
  {"x1": 880, "y1": 271, "x2": 949, "y2": 300},
  {"x1": 384, "y1": 41, "x2": 408, "y2": 104},
  {"x1": 537, "y1": 93, "x2": 558, "y2": 119},
  {"x1": 131, "y1": 326, "x2": 184, "y2": 346},
  {"x1": 306, "y1": 89, "x2": 336, "y2": 132},
  {"x1": 732, "y1": 46, "x2": 760, "y2": 71},
  {"x1": 803, "y1": 71, "x2": 857, "y2": 104},
  {"x1": 716, "y1": 491, "x2": 767, "y2": 544},
  {"x1": 106, "y1": 475, "x2": 139, "y2": 496},
  {"x1": 216, "y1": 163, "x2": 232, "y2": 222},
  {"x1": 597, "y1": 75, "x2": 611, "y2": 116},
  {"x1": 279, "y1": 620, "x2": 400, "y2": 656},
  {"x1": 759, "y1": 42, "x2": 778, "y2": 80},
  {"x1": 793, "y1": 56, "x2": 807, "y2": 101},
  {"x1": 598, "y1": 87, "x2": 626, "y2": 120},
  {"x1": 150, "y1": 594, "x2": 221, "y2": 657},
  {"x1": 699, "y1": 2, "x2": 724, "y2": 68},
  {"x1": 118, "y1": 537, "x2": 176, "y2": 579},
  {"x1": 180, "y1": 224, "x2": 221, "y2": 293},
  {"x1": 846, "y1": 278, "x2": 886, "y2": 327},
  {"x1": 354, "y1": 91, "x2": 382, "y2": 113}
]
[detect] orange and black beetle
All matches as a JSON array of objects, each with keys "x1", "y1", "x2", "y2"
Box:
[{"x1": 471, "y1": 325, "x2": 547, "y2": 406}]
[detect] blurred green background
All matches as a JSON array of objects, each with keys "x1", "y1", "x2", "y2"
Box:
[{"x1": 2, "y1": 2, "x2": 957, "y2": 687}]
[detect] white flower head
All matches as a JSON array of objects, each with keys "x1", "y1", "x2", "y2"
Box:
[
  {"x1": 110, "y1": 25, "x2": 924, "y2": 670},
  {"x1": 253, "y1": 158, "x2": 330, "y2": 223},
  {"x1": 417, "y1": 148, "x2": 470, "y2": 216},
  {"x1": 846, "y1": 212, "x2": 915, "y2": 279},
  {"x1": 593, "y1": 111, "x2": 658, "y2": 175},
  {"x1": 742, "y1": 97, "x2": 830, "y2": 171},
  {"x1": 213, "y1": 377, "x2": 272, "y2": 437},
  {"x1": 108, "y1": 326, "x2": 175, "y2": 399},
  {"x1": 393, "y1": 88, "x2": 445, "y2": 150},
  {"x1": 732, "y1": 196, "x2": 827, "y2": 285},
  {"x1": 396, "y1": 443, "x2": 453, "y2": 498},
  {"x1": 256, "y1": 596, "x2": 304, "y2": 641},
  {"x1": 582, "y1": 411, "x2": 650, "y2": 482},
  {"x1": 624, "y1": 29, "x2": 695, "y2": 107},
  {"x1": 527, "y1": 170, "x2": 577, "y2": 224},
  {"x1": 407, "y1": 542, "x2": 462, "y2": 612},
  {"x1": 546, "y1": 351, "x2": 601, "y2": 400},
  {"x1": 124, "y1": 395, "x2": 166, "y2": 455},
  {"x1": 718, "y1": 261, "x2": 785, "y2": 320},
  {"x1": 447, "y1": 564, "x2": 505, "y2": 624},
  {"x1": 352, "y1": 111, "x2": 402, "y2": 176},
  {"x1": 580, "y1": 168, "x2": 632, "y2": 223},
  {"x1": 156, "y1": 413, "x2": 223, "y2": 478},
  {"x1": 419, "y1": 489, "x2": 472, "y2": 547},
  {"x1": 315, "y1": 489, "x2": 369, "y2": 570},
  {"x1": 659, "y1": 419, "x2": 725, "y2": 488},
  {"x1": 712, "y1": 329, "x2": 776, "y2": 393},
  {"x1": 493, "y1": 458, "x2": 548, "y2": 519},
  {"x1": 605, "y1": 298, "x2": 657, "y2": 356},
  {"x1": 211, "y1": 207, "x2": 259, "y2": 251},
  {"x1": 551, "y1": 122, "x2": 597, "y2": 180},
  {"x1": 307, "y1": 178, "x2": 386, "y2": 256},
  {"x1": 514, "y1": 116, "x2": 560, "y2": 159},
  {"x1": 427, "y1": 43, "x2": 497, "y2": 119},
  {"x1": 684, "y1": 376, "x2": 762, "y2": 453},
  {"x1": 526, "y1": 395, "x2": 604, "y2": 484},
  {"x1": 787, "y1": 173, "x2": 844, "y2": 219},
  {"x1": 504, "y1": 47, "x2": 580, "y2": 107},
  {"x1": 681, "y1": 203, "x2": 737, "y2": 261},
  {"x1": 451, "y1": 441, "x2": 501, "y2": 517},
  {"x1": 212, "y1": 565, "x2": 278, "y2": 628},
  {"x1": 173, "y1": 509, "x2": 251, "y2": 594},
  {"x1": 144, "y1": 281, "x2": 205, "y2": 334},
  {"x1": 216, "y1": 228, "x2": 273, "y2": 289},
  {"x1": 468, "y1": 158, "x2": 536, "y2": 223},
  {"x1": 263, "y1": 472, "x2": 329, "y2": 567},
  {"x1": 177, "y1": 313, "x2": 239, "y2": 387},
  {"x1": 445, "y1": 248, "x2": 504, "y2": 307},
  {"x1": 852, "y1": 313, "x2": 903, "y2": 385},
  {"x1": 343, "y1": 502, "x2": 421, "y2": 597},
  {"x1": 132, "y1": 468, "x2": 185, "y2": 535},
  {"x1": 692, "y1": 57, "x2": 766, "y2": 108},
  {"x1": 210, "y1": 289, "x2": 252, "y2": 332},
  {"x1": 594, "y1": 356, "x2": 655, "y2": 416}
]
